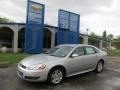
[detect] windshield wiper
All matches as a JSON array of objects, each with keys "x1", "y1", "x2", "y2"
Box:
[
  {"x1": 49, "y1": 54, "x2": 56, "y2": 56},
  {"x1": 49, "y1": 54, "x2": 64, "y2": 57}
]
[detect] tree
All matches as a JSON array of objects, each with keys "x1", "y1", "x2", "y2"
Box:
[
  {"x1": 102, "y1": 30, "x2": 107, "y2": 39},
  {"x1": 107, "y1": 34, "x2": 114, "y2": 40},
  {"x1": 117, "y1": 36, "x2": 120, "y2": 39},
  {"x1": 0, "y1": 17, "x2": 13, "y2": 23},
  {"x1": 113, "y1": 35, "x2": 120, "y2": 49},
  {"x1": 90, "y1": 32, "x2": 97, "y2": 37}
]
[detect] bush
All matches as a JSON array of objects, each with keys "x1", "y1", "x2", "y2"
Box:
[{"x1": 108, "y1": 50, "x2": 120, "y2": 56}]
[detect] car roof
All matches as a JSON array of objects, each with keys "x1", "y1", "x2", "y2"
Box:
[{"x1": 58, "y1": 44, "x2": 95, "y2": 47}]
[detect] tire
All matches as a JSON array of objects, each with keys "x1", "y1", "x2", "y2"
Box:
[
  {"x1": 47, "y1": 67, "x2": 65, "y2": 85},
  {"x1": 95, "y1": 61, "x2": 104, "y2": 73}
]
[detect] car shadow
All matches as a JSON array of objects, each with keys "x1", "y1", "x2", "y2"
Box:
[{"x1": 17, "y1": 70, "x2": 107, "y2": 90}]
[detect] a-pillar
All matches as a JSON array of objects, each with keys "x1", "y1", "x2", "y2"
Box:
[
  {"x1": 99, "y1": 40, "x2": 103, "y2": 50},
  {"x1": 83, "y1": 35, "x2": 88, "y2": 45},
  {"x1": 13, "y1": 25, "x2": 19, "y2": 53}
]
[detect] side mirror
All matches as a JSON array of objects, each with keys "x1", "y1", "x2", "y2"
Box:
[{"x1": 71, "y1": 54, "x2": 79, "y2": 58}]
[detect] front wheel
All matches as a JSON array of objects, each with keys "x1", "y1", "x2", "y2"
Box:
[
  {"x1": 47, "y1": 68, "x2": 65, "y2": 85},
  {"x1": 95, "y1": 61, "x2": 104, "y2": 73}
]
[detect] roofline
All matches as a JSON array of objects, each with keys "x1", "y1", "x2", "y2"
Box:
[
  {"x1": 0, "y1": 23, "x2": 58, "y2": 27},
  {"x1": 0, "y1": 23, "x2": 111, "y2": 42}
]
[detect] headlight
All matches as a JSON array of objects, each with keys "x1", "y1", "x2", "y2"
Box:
[{"x1": 27, "y1": 64, "x2": 46, "y2": 70}]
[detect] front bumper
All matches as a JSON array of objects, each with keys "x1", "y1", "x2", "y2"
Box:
[{"x1": 17, "y1": 64, "x2": 48, "y2": 82}]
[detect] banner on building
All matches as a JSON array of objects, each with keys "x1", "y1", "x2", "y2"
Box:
[
  {"x1": 57, "y1": 9, "x2": 80, "y2": 44},
  {"x1": 25, "y1": 0, "x2": 45, "y2": 53}
]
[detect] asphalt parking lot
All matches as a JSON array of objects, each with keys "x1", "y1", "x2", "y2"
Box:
[{"x1": 0, "y1": 56, "x2": 120, "y2": 90}]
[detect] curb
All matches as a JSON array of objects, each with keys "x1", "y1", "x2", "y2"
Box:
[{"x1": 0, "y1": 62, "x2": 12, "y2": 68}]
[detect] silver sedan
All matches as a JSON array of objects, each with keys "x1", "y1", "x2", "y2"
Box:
[{"x1": 17, "y1": 44, "x2": 107, "y2": 85}]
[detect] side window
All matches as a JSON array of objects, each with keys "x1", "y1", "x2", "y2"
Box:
[
  {"x1": 85, "y1": 47, "x2": 96, "y2": 55},
  {"x1": 72, "y1": 47, "x2": 85, "y2": 56}
]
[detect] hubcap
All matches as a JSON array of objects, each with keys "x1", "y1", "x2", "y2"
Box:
[
  {"x1": 51, "y1": 70, "x2": 63, "y2": 84},
  {"x1": 98, "y1": 62, "x2": 103, "y2": 72}
]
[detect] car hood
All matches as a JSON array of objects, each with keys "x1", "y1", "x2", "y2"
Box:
[{"x1": 20, "y1": 54, "x2": 61, "y2": 67}]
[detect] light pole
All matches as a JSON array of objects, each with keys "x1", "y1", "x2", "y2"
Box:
[{"x1": 86, "y1": 28, "x2": 89, "y2": 35}]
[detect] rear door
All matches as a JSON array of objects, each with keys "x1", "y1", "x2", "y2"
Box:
[{"x1": 83, "y1": 46, "x2": 98, "y2": 70}]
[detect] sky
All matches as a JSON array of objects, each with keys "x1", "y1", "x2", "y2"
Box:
[{"x1": 0, "y1": 0, "x2": 120, "y2": 37}]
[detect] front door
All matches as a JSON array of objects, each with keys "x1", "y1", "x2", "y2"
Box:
[{"x1": 67, "y1": 47, "x2": 86, "y2": 75}]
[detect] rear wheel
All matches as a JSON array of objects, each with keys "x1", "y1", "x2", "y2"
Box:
[
  {"x1": 95, "y1": 61, "x2": 104, "y2": 73},
  {"x1": 47, "y1": 67, "x2": 65, "y2": 85}
]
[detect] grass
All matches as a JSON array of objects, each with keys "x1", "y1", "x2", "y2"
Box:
[
  {"x1": 107, "y1": 50, "x2": 120, "y2": 56},
  {"x1": 0, "y1": 52, "x2": 30, "y2": 63}
]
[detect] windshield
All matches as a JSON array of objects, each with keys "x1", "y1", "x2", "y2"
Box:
[{"x1": 46, "y1": 46, "x2": 73, "y2": 57}]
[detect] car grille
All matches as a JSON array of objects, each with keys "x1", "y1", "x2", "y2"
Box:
[
  {"x1": 19, "y1": 64, "x2": 26, "y2": 69},
  {"x1": 25, "y1": 76, "x2": 40, "y2": 80}
]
